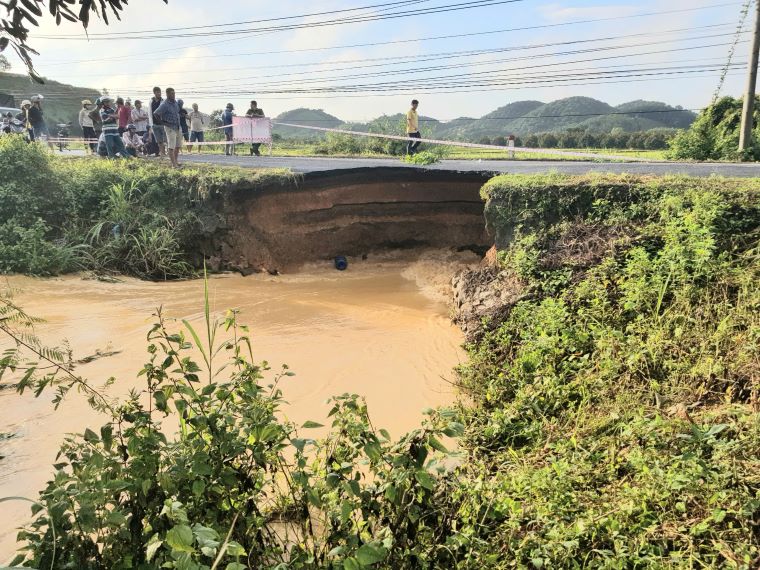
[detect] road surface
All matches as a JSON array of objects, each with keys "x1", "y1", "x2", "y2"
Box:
[{"x1": 180, "y1": 154, "x2": 760, "y2": 177}]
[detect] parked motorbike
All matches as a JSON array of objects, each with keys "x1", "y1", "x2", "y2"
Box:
[{"x1": 56, "y1": 122, "x2": 72, "y2": 152}]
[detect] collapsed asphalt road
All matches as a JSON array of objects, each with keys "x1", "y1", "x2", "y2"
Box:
[{"x1": 181, "y1": 154, "x2": 760, "y2": 177}]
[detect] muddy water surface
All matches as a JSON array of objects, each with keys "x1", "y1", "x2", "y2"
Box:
[{"x1": 0, "y1": 254, "x2": 472, "y2": 561}]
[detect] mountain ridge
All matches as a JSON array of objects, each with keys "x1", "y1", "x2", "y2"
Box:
[{"x1": 1, "y1": 73, "x2": 697, "y2": 141}]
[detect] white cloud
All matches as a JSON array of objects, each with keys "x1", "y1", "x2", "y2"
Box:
[{"x1": 538, "y1": 3, "x2": 639, "y2": 22}]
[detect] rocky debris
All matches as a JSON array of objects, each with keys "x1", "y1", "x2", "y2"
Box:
[{"x1": 451, "y1": 261, "x2": 527, "y2": 343}]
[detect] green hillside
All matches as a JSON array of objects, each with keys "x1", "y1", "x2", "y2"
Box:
[
  {"x1": 271, "y1": 108, "x2": 344, "y2": 139},
  {"x1": 433, "y1": 98, "x2": 696, "y2": 141},
  {"x1": 437, "y1": 100, "x2": 545, "y2": 140},
  {"x1": 320, "y1": 98, "x2": 696, "y2": 143},
  {"x1": 0, "y1": 71, "x2": 697, "y2": 143},
  {"x1": 0, "y1": 72, "x2": 100, "y2": 135},
  {"x1": 615, "y1": 99, "x2": 695, "y2": 129}
]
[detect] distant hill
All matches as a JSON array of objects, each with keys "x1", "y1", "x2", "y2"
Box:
[
  {"x1": 275, "y1": 97, "x2": 696, "y2": 142},
  {"x1": 430, "y1": 97, "x2": 697, "y2": 141},
  {"x1": 437, "y1": 100, "x2": 545, "y2": 140},
  {"x1": 0, "y1": 72, "x2": 697, "y2": 142},
  {"x1": 0, "y1": 72, "x2": 100, "y2": 135},
  {"x1": 272, "y1": 108, "x2": 344, "y2": 139}
]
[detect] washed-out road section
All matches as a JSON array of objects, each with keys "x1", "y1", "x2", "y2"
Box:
[{"x1": 182, "y1": 155, "x2": 760, "y2": 177}]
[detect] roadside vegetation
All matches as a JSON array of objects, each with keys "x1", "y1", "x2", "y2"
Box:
[
  {"x1": 668, "y1": 96, "x2": 760, "y2": 161},
  {"x1": 0, "y1": 136, "x2": 296, "y2": 279},
  {"x1": 1, "y1": 172, "x2": 758, "y2": 568}
]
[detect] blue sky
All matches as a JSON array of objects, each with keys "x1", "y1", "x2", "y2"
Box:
[{"x1": 4, "y1": 0, "x2": 748, "y2": 121}]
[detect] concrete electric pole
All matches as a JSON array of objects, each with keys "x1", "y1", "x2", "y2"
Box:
[{"x1": 739, "y1": 0, "x2": 760, "y2": 156}]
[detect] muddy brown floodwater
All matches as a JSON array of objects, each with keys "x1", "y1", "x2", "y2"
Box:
[{"x1": 0, "y1": 252, "x2": 474, "y2": 562}]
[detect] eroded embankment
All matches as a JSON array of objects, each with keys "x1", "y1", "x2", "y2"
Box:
[{"x1": 210, "y1": 167, "x2": 492, "y2": 272}]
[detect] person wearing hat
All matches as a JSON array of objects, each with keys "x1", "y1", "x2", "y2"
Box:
[
  {"x1": 79, "y1": 99, "x2": 97, "y2": 153},
  {"x1": 122, "y1": 123, "x2": 144, "y2": 157},
  {"x1": 100, "y1": 96, "x2": 130, "y2": 159},
  {"x1": 222, "y1": 103, "x2": 235, "y2": 156},
  {"x1": 17, "y1": 100, "x2": 33, "y2": 142},
  {"x1": 28, "y1": 94, "x2": 50, "y2": 145},
  {"x1": 1, "y1": 112, "x2": 11, "y2": 135},
  {"x1": 88, "y1": 97, "x2": 104, "y2": 139}
]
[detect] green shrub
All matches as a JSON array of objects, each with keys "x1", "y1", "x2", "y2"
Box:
[
  {"x1": 455, "y1": 173, "x2": 760, "y2": 567},
  {"x1": 403, "y1": 150, "x2": 441, "y2": 165},
  {"x1": 2, "y1": 285, "x2": 464, "y2": 570},
  {"x1": 0, "y1": 139, "x2": 295, "y2": 278},
  {"x1": 667, "y1": 96, "x2": 757, "y2": 161},
  {"x1": 2, "y1": 173, "x2": 758, "y2": 568}
]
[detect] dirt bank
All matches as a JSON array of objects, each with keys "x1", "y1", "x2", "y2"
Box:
[{"x1": 213, "y1": 167, "x2": 492, "y2": 272}]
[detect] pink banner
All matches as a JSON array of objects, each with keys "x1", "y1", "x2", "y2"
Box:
[{"x1": 232, "y1": 116, "x2": 272, "y2": 143}]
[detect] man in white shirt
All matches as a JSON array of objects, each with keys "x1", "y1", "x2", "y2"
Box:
[
  {"x1": 122, "y1": 124, "x2": 144, "y2": 157},
  {"x1": 187, "y1": 103, "x2": 205, "y2": 153},
  {"x1": 78, "y1": 99, "x2": 97, "y2": 154},
  {"x1": 131, "y1": 100, "x2": 150, "y2": 137}
]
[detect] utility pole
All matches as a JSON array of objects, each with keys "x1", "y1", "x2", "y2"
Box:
[{"x1": 739, "y1": 0, "x2": 760, "y2": 156}]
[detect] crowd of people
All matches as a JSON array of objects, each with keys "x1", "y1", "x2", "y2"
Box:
[
  {"x1": 77, "y1": 87, "x2": 206, "y2": 167},
  {"x1": 81, "y1": 88, "x2": 271, "y2": 166},
  {"x1": 1, "y1": 95, "x2": 52, "y2": 144},
  {"x1": 3, "y1": 92, "x2": 427, "y2": 163},
  {"x1": 2, "y1": 87, "x2": 272, "y2": 168}
]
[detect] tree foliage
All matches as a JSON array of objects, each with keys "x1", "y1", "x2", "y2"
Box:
[
  {"x1": 667, "y1": 96, "x2": 758, "y2": 161},
  {"x1": 0, "y1": 0, "x2": 166, "y2": 82}
]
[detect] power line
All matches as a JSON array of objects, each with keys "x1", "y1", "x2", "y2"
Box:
[
  {"x1": 37, "y1": 0, "x2": 432, "y2": 37},
  {"x1": 123, "y1": 35, "x2": 745, "y2": 95},
  {"x1": 109, "y1": 63, "x2": 736, "y2": 98},
  {"x1": 54, "y1": 21, "x2": 741, "y2": 80},
  {"x1": 23, "y1": 70, "x2": 743, "y2": 102},
  {"x1": 150, "y1": 31, "x2": 747, "y2": 92},
  {"x1": 40, "y1": 1, "x2": 739, "y2": 65},
  {"x1": 714, "y1": 0, "x2": 754, "y2": 99},
  {"x1": 33, "y1": 0, "x2": 525, "y2": 41}
]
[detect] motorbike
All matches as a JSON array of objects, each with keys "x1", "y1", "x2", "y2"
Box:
[{"x1": 56, "y1": 122, "x2": 72, "y2": 152}]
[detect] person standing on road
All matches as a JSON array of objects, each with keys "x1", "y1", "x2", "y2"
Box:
[
  {"x1": 406, "y1": 99, "x2": 421, "y2": 156},
  {"x1": 18, "y1": 100, "x2": 34, "y2": 142},
  {"x1": 150, "y1": 86, "x2": 167, "y2": 157},
  {"x1": 153, "y1": 87, "x2": 182, "y2": 168},
  {"x1": 245, "y1": 100, "x2": 265, "y2": 156},
  {"x1": 131, "y1": 100, "x2": 149, "y2": 137},
  {"x1": 187, "y1": 103, "x2": 205, "y2": 153},
  {"x1": 79, "y1": 99, "x2": 97, "y2": 153},
  {"x1": 28, "y1": 95, "x2": 50, "y2": 145},
  {"x1": 178, "y1": 99, "x2": 189, "y2": 145},
  {"x1": 88, "y1": 97, "x2": 103, "y2": 139},
  {"x1": 116, "y1": 97, "x2": 130, "y2": 134},
  {"x1": 100, "y1": 96, "x2": 130, "y2": 159},
  {"x1": 222, "y1": 103, "x2": 235, "y2": 156}
]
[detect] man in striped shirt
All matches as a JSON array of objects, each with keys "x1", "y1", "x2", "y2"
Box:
[{"x1": 100, "y1": 96, "x2": 130, "y2": 159}]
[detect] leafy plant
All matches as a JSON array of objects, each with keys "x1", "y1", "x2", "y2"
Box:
[{"x1": 2, "y1": 277, "x2": 464, "y2": 569}]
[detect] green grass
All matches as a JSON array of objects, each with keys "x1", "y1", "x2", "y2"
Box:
[
  {"x1": 2, "y1": 172, "x2": 759, "y2": 568},
  {"x1": 454, "y1": 173, "x2": 760, "y2": 567},
  {"x1": 192, "y1": 140, "x2": 668, "y2": 162},
  {"x1": 0, "y1": 135, "x2": 298, "y2": 278}
]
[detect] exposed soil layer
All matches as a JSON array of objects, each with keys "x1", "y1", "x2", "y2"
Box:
[
  {"x1": 215, "y1": 167, "x2": 493, "y2": 272},
  {"x1": 451, "y1": 247, "x2": 527, "y2": 343}
]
